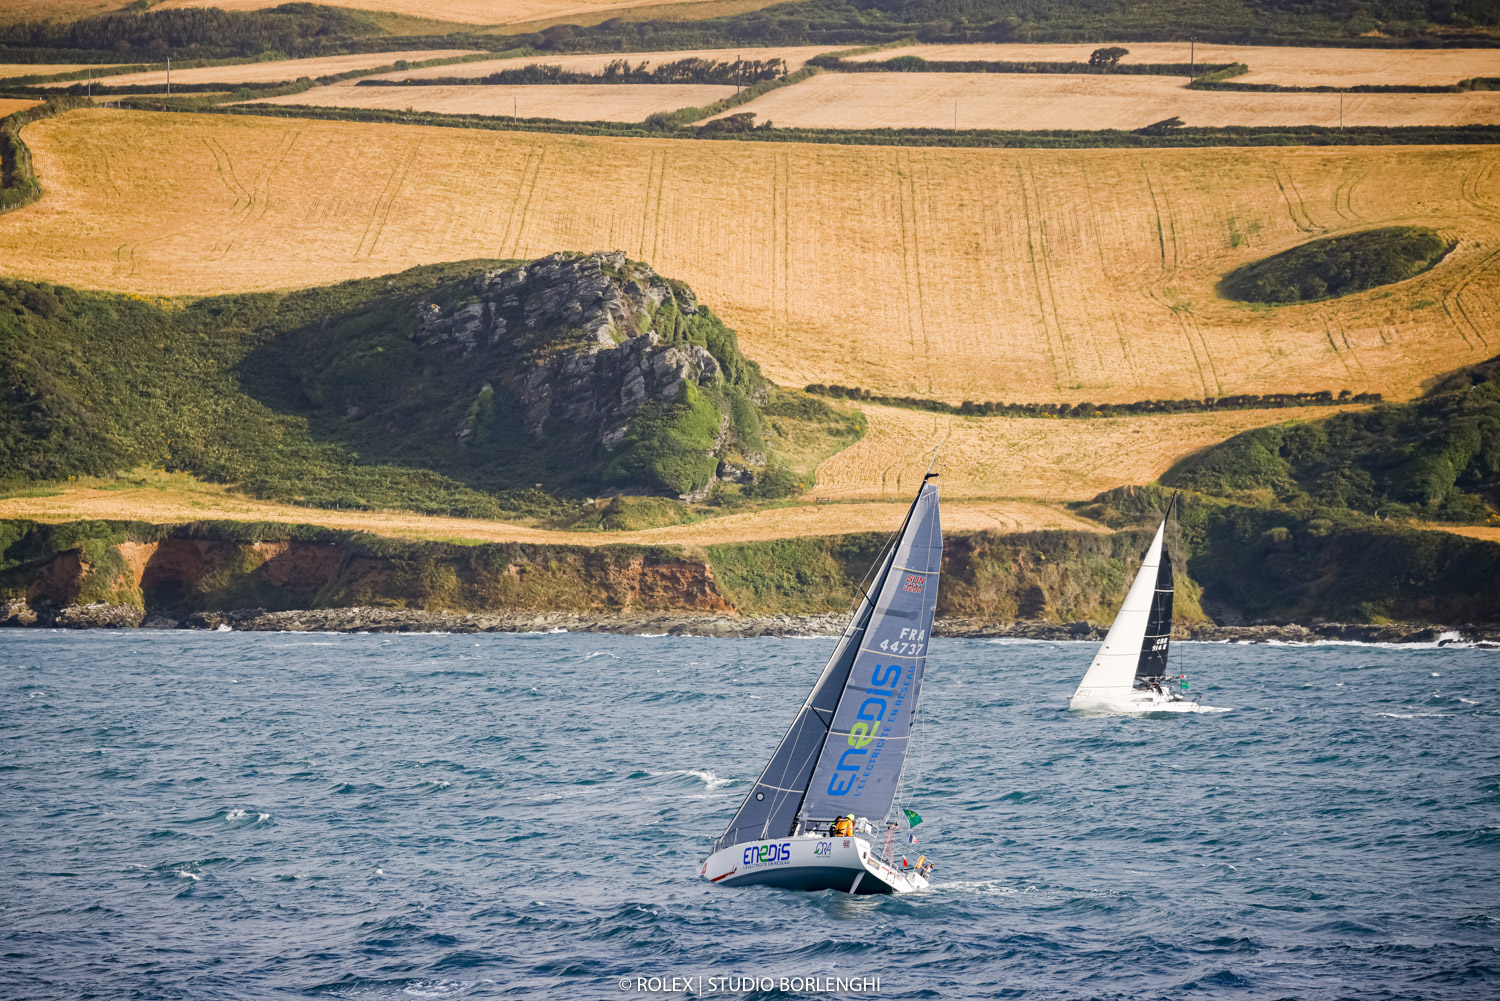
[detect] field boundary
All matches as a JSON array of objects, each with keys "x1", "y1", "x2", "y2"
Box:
[
  {"x1": 0, "y1": 96, "x2": 89, "y2": 214},
  {"x1": 93, "y1": 99, "x2": 1500, "y2": 148},
  {"x1": 810, "y1": 52, "x2": 1239, "y2": 77},
  {"x1": 805, "y1": 384, "x2": 1381, "y2": 418}
]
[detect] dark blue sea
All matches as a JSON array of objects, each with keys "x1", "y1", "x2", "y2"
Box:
[{"x1": 2, "y1": 631, "x2": 1497, "y2": 1000}]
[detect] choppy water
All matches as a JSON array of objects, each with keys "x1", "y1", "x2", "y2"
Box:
[{"x1": 2, "y1": 631, "x2": 1498, "y2": 1000}]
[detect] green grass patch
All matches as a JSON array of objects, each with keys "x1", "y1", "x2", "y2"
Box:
[{"x1": 1218, "y1": 226, "x2": 1455, "y2": 305}]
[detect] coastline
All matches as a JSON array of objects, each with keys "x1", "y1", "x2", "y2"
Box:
[{"x1": 5, "y1": 601, "x2": 1496, "y2": 646}]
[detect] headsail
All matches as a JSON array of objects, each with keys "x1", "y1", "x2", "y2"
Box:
[
  {"x1": 1072, "y1": 496, "x2": 1177, "y2": 701},
  {"x1": 714, "y1": 476, "x2": 942, "y2": 850}
]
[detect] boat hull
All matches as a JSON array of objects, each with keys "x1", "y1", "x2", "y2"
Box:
[
  {"x1": 702, "y1": 835, "x2": 927, "y2": 894},
  {"x1": 1069, "y1": 686, "x2": 1195, "y2": 713}
]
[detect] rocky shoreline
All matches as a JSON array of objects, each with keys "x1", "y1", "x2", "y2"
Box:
[{"x1": 5, "y1": 600, "x2": 1496, "y2": 646}]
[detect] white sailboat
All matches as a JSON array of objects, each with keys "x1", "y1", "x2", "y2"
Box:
[
  {"x1": 1069, "y1": 494, "x2": 1199, "y2": 713},
  {"x1": 701, "y1": 474, "x2": 942, "y2": 894}
]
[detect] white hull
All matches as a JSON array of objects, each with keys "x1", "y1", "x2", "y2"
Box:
[
  {"x1": 1069, "y1": 686, "x2": 1196, "y2": 713},
  {"x1": 701, "y1": 834, "x2": 928, "y2": 894}
]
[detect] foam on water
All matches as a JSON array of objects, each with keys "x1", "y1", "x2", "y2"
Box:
[{"x1": 2, "y1": 632, "x2": 1496, "y2": 1000}]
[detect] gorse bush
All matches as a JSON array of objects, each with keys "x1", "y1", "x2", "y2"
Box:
[{"x1": 1218, "y1": 226, "x2": 1455, "y2": 304}]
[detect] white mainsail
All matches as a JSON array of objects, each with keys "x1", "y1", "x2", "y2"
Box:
[{"x1": 1070, "y1": 505, "x2": 1175, "y2": 707}]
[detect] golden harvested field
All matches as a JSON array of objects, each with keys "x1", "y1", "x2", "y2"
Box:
[
  {"x1": 363, "y1": 45, "x2": 838, "y2": 81},
  {"x1": 0, "y1": 482, "x2": 1101, "y2": 544},
  {"x1": 813, "y1": 404, "x2": 1352, "y2": 502},
  {"x1": 846, "y1": 43, "x2": 1500, "y2": 88},
  {"x1": 720, "y1": 72, "x2": 1500, "y2": 129},
  {"x1": 38, "y1": 51, "x2": 484, "y2": 89},
  {"x1": 0, "y1": 97, "x2": 39, "y2": 117},
  {"x1": 247, "y1": 82, "x2": 736, "y2": 120},
  {"x1": 0, "y1": 0, "x2": 122, "y2": 22},
  {"x1": 152, "y1": 0, "x2": 790, "y2": 27},
  {"x1": 6, "y1": 109, "x2": 1499, "y2": 407}
]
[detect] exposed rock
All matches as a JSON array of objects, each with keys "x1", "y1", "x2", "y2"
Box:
[
  {"x1": 413, "y1": 252, "x2": 724, "y2": 448},
  {"x1": 1, "y1": 597, "x2": 36, "y2": 626},
  {"x1": 51, "y1": 602, "x2": 144, "y2": 629}
]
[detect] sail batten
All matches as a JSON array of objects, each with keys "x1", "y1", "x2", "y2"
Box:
[{"x1": 714, "y1": 478, "x2": 942, "y2": 850}]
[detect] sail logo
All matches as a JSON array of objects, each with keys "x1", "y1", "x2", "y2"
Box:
[
  {"x1": 744, "y1": 842, "x2": 791, "y2": 867},
  {"x1": 902, "y1": 574, "x2": 926, "y2": 593},
  {"x1": 813, "y1": 842, "x2": 831, "y2": 857},
  {"x1": 827, "y1": 663, "x2": 906, "y2": 798}
]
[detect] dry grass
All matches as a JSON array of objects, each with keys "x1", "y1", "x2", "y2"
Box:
[
  {"x1": 363, "y1": 46, "x2": 838, "y2": 81},
  {"x1": 812, "y1": 404, "x2": 1353, "y2": 502},
  {"x1": 846, "y1": 42, "x2": 1500, "y2": 88},
  {"x1": 0, "y1": 477, "x2": 1101, "y2": 544},
  {"x1": 1415, "y1": 523, "x2": 1500, "y2": 543},
  {"x1": 7, "y1": 108, "x2": 1500, "y2": 408},
  {"x1": 246, "y1": 82, "x2": 737, "y2": 121},
  {"x1": 152, "y1": 0, "x2": 790, "y2": 27},
  {"x1": 37, "y1": 51, "x2": 484, "y2": 89},
  {"x1": 0, "y1": 0, "x2": 122, "y2": 23},
  {"x1": 717, "y1": 71, "x2": 1500, "y2": 129},
  {"x1": 0, "y1": 97, "x2": 39, "y2": 117}
]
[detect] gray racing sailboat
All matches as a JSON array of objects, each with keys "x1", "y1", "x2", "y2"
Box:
[{"x1": 700, "y1": 473, "x2": 942, "y2": 894}]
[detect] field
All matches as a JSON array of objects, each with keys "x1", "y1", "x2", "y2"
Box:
[
  {"x1": 363, "y1": 46, "x2": 838, "y2": 81},
  {"x1": 247, "y1": 82, "x2": 738, "y2": 120},
  {"x1": 6, "y1": 109, "x2": 1499, "y2": 409},
  {"x1": 0, "y1": 97, "x2": 38, "y2": 117},
  {"x1": 0, "y1": 0, "x2": 121, "y2": 23},
  {"x1": 0, "y1": 479, "x2": 1102, "y2": 545},
  {"x1": 845, "y1": 43, "x2": 1500, "y2": 88},
  {"x1": 720, "y1": 72, "x2": 1500, "y2": 129},
  {"x1": 150, "y1": 0, "x2": 790, "y2": 27},
  {"x1": 36, "y1": 51, "x2": 485, "y2": 89},
  {"x1": 811, "y1": 404, "x2": 1352, "y2": 502}
]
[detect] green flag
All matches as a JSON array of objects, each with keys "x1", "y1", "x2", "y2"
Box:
[{"x1": 902, "y1": 807, "x2": 923, "y2": 828}]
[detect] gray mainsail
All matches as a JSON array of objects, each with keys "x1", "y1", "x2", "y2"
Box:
[{"x1": 714, "y1": 476, "x2": 942, "y2": 850}]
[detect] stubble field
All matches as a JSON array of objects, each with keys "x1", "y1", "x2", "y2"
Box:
[
  {"x1": 723, "y1": 72, "x2": 1500, "y2": 129},
  {"x1": 7, "y1": 109, "x2": 1495, "y2": 412},
  {"x1": 246, "y1": 82, "x2": 738, "y2": 120},
  {"x1": 37, "y1": 50, "x2": 484, "y2": 88},
  {"x1": 0, "y1": 482, "x2": 1103, "y2": 545},
  {"x1": 810, "y1": 403, "x2": 1353, "y2": 502},
  {"x1": 845, "y1": 42, "x2": 1500, "y2": 88}
]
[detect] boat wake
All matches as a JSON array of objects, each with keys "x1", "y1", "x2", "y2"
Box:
[{"x1": 1071, "y1": 701, "x2": 1232, "y2": 716}]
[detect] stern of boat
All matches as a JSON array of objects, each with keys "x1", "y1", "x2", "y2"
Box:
[{"x1": 701, "y1": 835, "x2": 928, "y2": 894}]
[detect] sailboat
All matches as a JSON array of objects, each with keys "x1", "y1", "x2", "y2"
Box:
[
  {"x1": 701, "y1": 474, "x2": 942, "y2": 894},
  {"x1": 1069, "y1": 494, "x2": 1194, "y2": 712}
]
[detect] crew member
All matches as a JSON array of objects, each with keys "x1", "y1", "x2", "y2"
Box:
[{"x1": 832, "y1": 814, "x2": 855, "y2": 837}]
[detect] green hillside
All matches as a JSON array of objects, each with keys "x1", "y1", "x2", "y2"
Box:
[{"x1": 0, "y1": 257, "x2": 850, "y2": 518}]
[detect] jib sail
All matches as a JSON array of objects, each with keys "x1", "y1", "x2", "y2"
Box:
[
  {"x1": 1072, "y1": 495, "x2": 1177, "y2": 699},
  {"x1": 714, "y1": 476, "x2": 943, "y2": 850}
]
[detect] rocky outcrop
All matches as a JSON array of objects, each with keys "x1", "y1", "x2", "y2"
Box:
[{"x1": 415, "y1": 251, "x2": 724, "y2": 449}]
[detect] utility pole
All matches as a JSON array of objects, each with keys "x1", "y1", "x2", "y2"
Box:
[
  {"x1": 166, "y1": 56, "x2": 170, "y2": 96},
  {"x1": 736, "y1": 53, "x2": 741, "y2": 96},
  {"x1": 1340, "y1": 90, "x2": 1344, "y2": 131},
  {"x1": 953, "y1": 99, "x2": 957, "y2": 130},
  {"x1": 514, "y1": 96, "x2": 518, "y2": 123},
  {"x1": 1189, "y1": 37, "x2": 1195, "y2": 78}
]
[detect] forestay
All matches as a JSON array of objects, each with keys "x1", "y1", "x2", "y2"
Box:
[{"x1": 714, "y1": 477, "x2": 943, "y2": 850}]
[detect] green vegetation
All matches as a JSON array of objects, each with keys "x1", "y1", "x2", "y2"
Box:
[
  {"x1": 1164, "y1": 356, "x2": 1500, "y2": 523},
  {"x1": 1220, "y1": 227, "x2": 1455, "y2": 304},
  {"x1": 809, "y1": 53, "x2": 1229, "y2": 75},
  {"x1": 524, "y1": 0, "x2": 1497, "y2": 51},
  {"x1": 806, "y1": 383, "x2": 1380, "y2": 417},
  {"x1": 0, "y1": 258, "x2": 799, "y2": 518},
  {"x1": 362, "y1": 56, "x2": 789, "y2": 87},
  {"x1": 706, "y1": 534, "x2": 886, "y2": 615}
]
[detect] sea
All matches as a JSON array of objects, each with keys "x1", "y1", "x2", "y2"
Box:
[{"x1": 1, "y1": 630, "x2": 1497, "y2": 1001}]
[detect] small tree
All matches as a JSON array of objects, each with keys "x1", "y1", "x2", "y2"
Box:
[{"x1": 1088, "y1": 46, "x2": 1130, "y2": 69}]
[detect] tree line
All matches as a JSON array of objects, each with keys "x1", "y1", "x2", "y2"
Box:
[
  {"x1": 805, "y1": 384, "x2": 1382, "y2": 418},
  {"x1": 362, "y1": 57, "x2": 788, "y2": 88}
]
